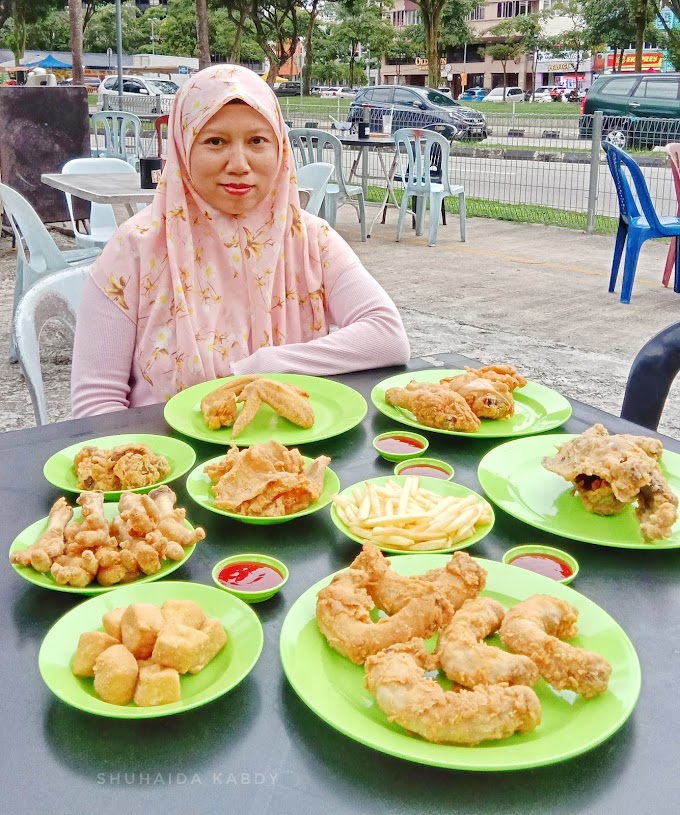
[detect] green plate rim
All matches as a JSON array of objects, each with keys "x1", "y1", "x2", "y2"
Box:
[
  {"x1": 370, "y1": 369, "x2": 572, "y2": 438},
  {"x1": 43, "y1": 434, "x2": 197, "y2": 500},
  {"x1": 10, "y1": 502, "x2": 198, "y2": 594},
  {"x1": 329, "y1": 474, "x2": 494, "y2": 554},
  {"x1": 186, "y1": 454, "x2": 341, "y2": 524},
  {"x1": 38, "y1": 580, "x2": 263, "y2": 718},
  {"x1": 279, "y1": 555, "x2": 641, "y2": 771},
  {"x1": 477, "y1": 434, "x2": 680, "y2": 550},
  {"x1": 163, "y1": 373, "x2": 368, "y2": 446}
]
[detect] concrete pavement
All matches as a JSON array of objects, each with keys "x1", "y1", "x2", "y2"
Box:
[{"x1": 1, "y1": 209, "x2": 679, "y2": 438}]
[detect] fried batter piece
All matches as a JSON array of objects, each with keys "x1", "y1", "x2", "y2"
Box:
[
  {"x1": 385, "y1": 385, "x2": 481, "y2": 432},
  {"x1": 350, "y1": 543, "x2": 486, "y2": 615},
  {"x1": 462, "y1": 364, "x2": 527, "y2": 391},
  {"x1": 316, "y1": 569, "x2": 445, "y2": 665},
  {"x1": 364, "y1": 639, "x2": 542, "y2": 746},
  {"x1": 10, "y1": 497, "x2": 73, "y2": 572},
  {"x1": 232, "y1": 379, "x2": 315, "y2": 438},
  {"x1": 74, "y1": 444, "x2": 170, "y2": 491},
  {"x1": 542, "y1": 423, "x2": 678, "y2": 541},
  {"x1": 499, "y1": 594, "x2": 612, "y2": 699},
  {"x1": 435, "y1": 597, "x2": 539, "y2": 688}
]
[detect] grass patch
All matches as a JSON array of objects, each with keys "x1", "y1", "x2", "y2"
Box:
[{"x1": 468, "y1": 101, "x2": 580, "y2": 116}]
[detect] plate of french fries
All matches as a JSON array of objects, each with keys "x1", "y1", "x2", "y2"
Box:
[{"x1": 330, "y1": 475, "x2": 494, "y2": 554}]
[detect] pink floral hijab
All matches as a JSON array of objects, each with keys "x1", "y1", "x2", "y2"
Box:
[{"x1": 91, "y1": 64, "x2": 331, "y2": 400}]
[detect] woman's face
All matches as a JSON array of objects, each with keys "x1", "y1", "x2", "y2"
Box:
[{"x1": 189, "y1": 102, "x2": 279, "y2": 216}]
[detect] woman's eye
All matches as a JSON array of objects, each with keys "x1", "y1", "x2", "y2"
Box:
[{"x1": 207, "y1": 137, "x2": 223, "y2": 146}]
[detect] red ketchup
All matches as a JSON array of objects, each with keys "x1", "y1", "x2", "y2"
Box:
[
  {"x1": 509, "y1": 553, "x2": 573, "y2": 580},
  {"x1": 398, "y1": 464, "x2": 450, "y2": 479},
  {"x1": 218, "y1": 561, "x2": 283, "y2": 591},
  {"x1": 376, "y1": 435, "x2": 425, "y2": 455}
]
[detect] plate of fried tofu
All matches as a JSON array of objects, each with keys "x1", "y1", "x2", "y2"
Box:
[{"x1": 38, "y1": 581, "x2": 263, "y2": 718}]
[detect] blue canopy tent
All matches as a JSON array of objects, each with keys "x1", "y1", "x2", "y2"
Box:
[{"x1": 24, "y1": 54, "x2": 72, "y2": 70}]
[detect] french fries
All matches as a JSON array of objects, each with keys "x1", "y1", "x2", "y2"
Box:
[{"x1": 333, "y1": 477, "x2": 493, "y2": 551}]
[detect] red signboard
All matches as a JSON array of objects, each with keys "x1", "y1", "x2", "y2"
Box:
[{"x1": 606, "y1": 52, "x2": 663, "y2": 72}]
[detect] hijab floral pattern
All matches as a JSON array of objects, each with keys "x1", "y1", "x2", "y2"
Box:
[{"x1": 91, "y1": 65, "x2": 331, "y2": 401}]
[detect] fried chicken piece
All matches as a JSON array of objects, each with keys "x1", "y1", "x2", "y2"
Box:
[
  {"x1": 316, "y1": 569, "x2": 445, "y2": 665},
  {"x1": 74, "y1": 491, "x2": 112, "y2": 549},
  {"x1": 385, "y1": 385, "x2": 481, "y2": 432},
  {"x1": 232, "y1": 379, "x2": 315, "y2": 438},
  {"x1": 435, "y1": 597, "x2": 539, "y2": 688},
  {"x1": 117, "y1": 492, "x2": 161, "y2": 536},
  {"x1": 109, "y1": 444, "x2": 171, "y2": 490},
  {"x1": 364, "y1": 639, "x2": 542, "y2": 746},
  {"x1": 50, "y1": 552, "x2": 99, "y2": 587},
  {"x1": 463, "y1": 364, "x2": 527, "y2": 391},
  {"x1": 499, "y1": 595, "x2": 612, "y2": 699},
  {"x1": 542, "y1": 424, "x2": 678, "y2": 541},
  {"x1": 350, "y1": 543, "x2": 486, "y2": 615},
  {"x1": 74, "y1": 446, "x2": 120, "y2": 491},
  {"x1": 440, "y1": 373, "x2": 515, "y2": 420},
  {"x1": 148, "y1": 485, "x2": 206, "y2": 548},
  {"x1": 10, "y1": 497, "x2": 73, "y2": 571},
  {"x1": 200, "y1": 375, "x2": 262, "y2": 430}
]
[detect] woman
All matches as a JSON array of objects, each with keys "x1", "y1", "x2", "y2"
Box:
[{"x1": 71, "y1": 65, "x2": 410, "y2": 416}]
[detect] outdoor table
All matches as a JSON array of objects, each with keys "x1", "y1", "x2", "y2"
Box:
[
  {"x1": 3, "y1": 352, "x2": 680, "y2": 815},
  {"x1": 41, "y1": 172, "x2": 156, "y2": 224}
]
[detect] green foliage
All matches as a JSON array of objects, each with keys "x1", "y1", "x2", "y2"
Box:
[
  {"x1": 24, "y1": 7, "x2": 71, "y2": 50},
  {"x1": 83, "y1": 1, "x2": 146, "y2": 53}
]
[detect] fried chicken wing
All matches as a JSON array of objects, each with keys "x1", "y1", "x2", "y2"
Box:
[
  {"x1": 499, "y1": 594, "x2": 612, "y2": 699},
  {"x1": 440, "y1": 373, "x2": 515, "y2": 420},
  {"x1": 364, "y1": 639, "x2": 542, "y2": 745},
  {"x1": 200, "y1": 375, "x2": 262, "y2": 430},
  {"x1": 385, "y1": 385, "x2": 481, "y2": 432},
  {"x1": 232, "y1": 379, "x2": 314, "y2": 438}
]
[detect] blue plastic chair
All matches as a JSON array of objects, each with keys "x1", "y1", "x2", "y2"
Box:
[
  {"x1": 62, "y1": 157, "x2": 138, "y2": 249},
  {"x1": 295, "y1": 162, "x2": 335, "y2": 217},
  {"x1": 603, "y1": 141, "x2": 680, "y2": 304},
  {"x1": 0, "y1": 182, "x2": 100, "y2": 362},
  {"x1": 393, "y1": 128, "x2": 465, "y2": 246},
  {"x1": 90, "y1": 111, "x2": 142, "y2": 168}
]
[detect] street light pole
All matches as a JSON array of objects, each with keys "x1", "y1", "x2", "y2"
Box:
[
  {"x1": 115, "y1": 0, "x2": 123, "y2": 99},
  {"x1": 151, "y1": 19, "x2": 156, "y2": 56}
]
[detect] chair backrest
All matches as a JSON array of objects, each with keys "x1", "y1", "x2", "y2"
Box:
[
  {"x1": 621, "y1": 320, "x2": 680, "y2": 431},
  {"x1": 155, "y1": 114, "x2": 169, "y2": 158},
  {"x1": 90, "y1": 111, "x2": 142, "y2": 162},
  {"x1": 62, "y1": 157, "x2": 136, "y2": 238},
  {"x1": 12, "y1": 265, "x2": 91, "y2": 425},
  {"x1": 287, "y1": 128, "x2": 350, "y2": 196},
  {"x1": 393, "y1": 128, "x2": 451, "y2": 196},
  {"x1": 665, "y1": 143, "x2": 680, "y2": 215},
  {"x1": 295, "y1": 162, "x2": 334, "y2": 217},
  {"x1": 0, "y1": 182, "x2": 70, "y2": 273},
  {"x1": 602, "y1": 142, "x2": 664, "y2": 232}
]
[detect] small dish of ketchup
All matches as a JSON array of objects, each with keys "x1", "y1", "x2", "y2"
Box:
[
  {"x1": 373, "y1": 431, "x2": 429, "y2": 462},
  {"x1": 394, "y1": 457, "x2": 454, "y2": 481},
  {"x1": 502, "y1": 545, "x2": 579, "y2": 585},
  {"x1": 212, "y1": 554, "x2": 289, "y2": 602}
]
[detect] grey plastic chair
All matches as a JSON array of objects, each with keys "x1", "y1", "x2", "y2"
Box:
[
  {"x1": 296, "y1": 162, "x2": 335, "y2": 217},
  {"x1": 62, "y1": 157, "x2": 137, "y2": 249},
  {"x1": 0, "y1": 182, "x2": 100, "y2": 361},
  {"x1": 288, "y1": 128, "x2": 366, "y2": 240},
  {"x1": 90, "y1": 111, "x2": 142, "y2": 167},
  {"x1": 12, "y1": 265, "x2": 91, "y2": 426}
]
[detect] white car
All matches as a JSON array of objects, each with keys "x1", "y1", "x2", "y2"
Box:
[
  {"x1": 98, "y1": 75, "x2": 179, "y2": 112},
  {"x1": 532, "y1": 85, "x2": 564, "y2": 102},
  {"x1": 484, "y1": 87, "x2": 524, "y2": 103},
  {"x1": 320, "y1": 86, "x2": 356, "y2": 99}
]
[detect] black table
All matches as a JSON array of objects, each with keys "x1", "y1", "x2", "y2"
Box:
[{"x1": 4, "y1": 353, "x2": 680, "y2": 815}]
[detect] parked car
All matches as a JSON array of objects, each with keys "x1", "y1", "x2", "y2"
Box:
[
  {"x1": 579, "y1": 73, "x2": 680, "y2": 148},
  {"x1": 275, "y1": 81, "x2": 301, "y2": 97},
  {"x1": 98, "y1": 75, "x2": 178, "y2": 112},
  {"x1": 484, "y1": 87, "x2": 524, "y2": 103},
  {"x1": 310, "y1": 86, "x2": 323, "y2": 96},
  {"x1": 458, "y1": 88, "x2": 488, "y2": 102},
  {"x1": 437, "y1": 86, "x2": 452, "y2": 95},
  {"x1": 348, "y1": 85, "x2": 489, "y2": 141},
  {"x1": 530, "y1": 85, "x2": 563, "y2": 102},
  {"x1": 321, "y1": 86, "x2": 356, "y2": 98}
]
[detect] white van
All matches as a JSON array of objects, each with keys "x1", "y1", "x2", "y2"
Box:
[{"x1": 485, "y1": 87, "x2": 524, "y2": 103}]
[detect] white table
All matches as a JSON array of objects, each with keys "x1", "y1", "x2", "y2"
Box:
[{"x1": 41, "y1": 172, "x2": 156, "y2": 224}]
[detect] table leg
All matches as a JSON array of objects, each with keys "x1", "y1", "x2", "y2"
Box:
[
  {"x1": 361, "y1": 148, "x2": 369, "y2": 201},
  {"x1": 367, "y1": 149, "x2": 409, "y2": 238}
]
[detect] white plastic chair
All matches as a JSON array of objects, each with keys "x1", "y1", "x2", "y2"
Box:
[
  {"x1": 90, "y1": 111, "x2": 142, "y2": 168},
  {"x1": 12, "y1": 265, "x2": 91, "y2": 425},
  {"x1": 288, "y1": 128, "x2": 366, "y2": 240},
  {"x1": 296, "y1": 162, "x2": 335, "y2": 217},
  {"x1": 62, "y1": 157, "x2": 137, "y2": 249},
  {"x1": 0, "y1": 182, "x2": 100, "y2": 361},
  {"x1": 393, "y1": 128, "x2": 466, "y2": 247}
]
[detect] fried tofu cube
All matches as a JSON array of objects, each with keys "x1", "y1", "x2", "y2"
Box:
[
  {"x1": 151, "y1": 623, "x2": 209, "y2": 674},
  {"x1": 120, "y1": 603, "x2": 165, "y2": 659},
  {"x1": 102, "y1": 607, "x2": 126, "y2": 640},
  {"x1": 133, "y1": 664, "x2": 181, "y2": 707},
  {"x1": 189, "y1": 618, "x2": 228, "y2": 674},
  {"x1": 93, "y1": 644, "x2": 138, "y2": 705},
  {"x1": 161, "y1": 599, "x2": 206, "y2": 630},
  {"x1": 72, "y1": 631, "x2": 119, "y2": 678}
]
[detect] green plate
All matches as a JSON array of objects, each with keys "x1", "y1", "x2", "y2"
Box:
[
  {"x1": 478, "y1": 434, "x2": 680, "y2": 550},
  {"x1": 371, "y1": 369, "x2": 572, "y2": 438},
  {"x1": 10, "y1": 503, "x2": 197, "y2": 594},
  {"x1": 43, "y1": 434, "x2": 197, "y2": 500},
  {"x1": 329, "y1": 475, "x2": 494, "y2": 554},
  {"x1": 186, "y1": 454, "x2": 341, "y2": 525},
  {"x1": 39, "y1": 581, "x2": 263, "y2": 718},
  {"x1": 280, "y1": 555, "x2": 641, "y2": 771},
  {"x1": 164, "y1": 373, "x2": 368, "y2": 446}
]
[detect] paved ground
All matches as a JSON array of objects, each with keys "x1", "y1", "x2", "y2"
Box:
[{"x1": 3, "y1": 208, "x2": 680, "y2": 439}]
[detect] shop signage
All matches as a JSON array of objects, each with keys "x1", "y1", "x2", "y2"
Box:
[
  {"x1": 606, "y1": 51, "x2": 663, "y2": 71},
  {"x1": 415, "y1": 57, "x2": 447, "y2": 70}
]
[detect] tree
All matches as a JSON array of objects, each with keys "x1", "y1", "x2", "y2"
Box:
[
  {"x1": 24, "y1": 8, "x2": 71, "y2": 50},
  {"x1": 544, "y1": 1, "x2": 590, "y2": 78},
  {"x1": 69, "y1": 0, "x2": 84, "y2": 84},
  {"x1": 483, "y1": 42, "x2": 522, "y2": 98},
  {"x1": 332, "y1": 0, "x2": 394, "y2": 86},
  {"x1": 83, "y1": 1, "x2": 145, "y2": 53},
  {"x1": 196, "y1": 0, "x2": 210, "y2": 69},
  {"x1": 411, "y1": 0, "x2": 446, "y2": 88},
  {"x1": 0, "y1": 0, "x2": 61, "y2": 64},
  {"x1": 582, "y1": 0, "x2": 638, "y2": 71},
  {"x1": 650, "y1": 0, "x2": 680, "y2": 70}
]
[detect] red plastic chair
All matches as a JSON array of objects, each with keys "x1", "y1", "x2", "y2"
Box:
[
  {"x1": 663, "y1": 143, "x2": 680, "y2": 287},
  {"x1": 155, "y1": 114, "x2": 169, "y2": 160}
]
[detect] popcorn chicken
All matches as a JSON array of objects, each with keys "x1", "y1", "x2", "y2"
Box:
[
  {"x1": 152, "y1": 623, "x2": 210, "y2": 674},
  {"x1": 102, "y1": 607, "x2": 126, "y2": 640},
  {"x1": 93, "y1": 644, "x2": 139, "y2": 705},
  {"x1": 120, "y1": 603, "x2": 165, "y2": 659},
  {"x1": 161, "y1": 599, "x2": 207, "y2": 630},
  {"x1": 189, "y1": 618, "x2": 228, "y2": 674},
  {"x1": 72, "y1": 631, "x2": 119, "y2": 677},
  {"x1": 134, "y1": 664, "x2": 181, "y2": 707}
]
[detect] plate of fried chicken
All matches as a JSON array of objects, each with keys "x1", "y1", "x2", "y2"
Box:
[
  {"x1": 371, "y1": 366, "x2": 572, "y2": 437},
  {"x1": 478, "y1": 425, "x2": 680, "y2": 548}
]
